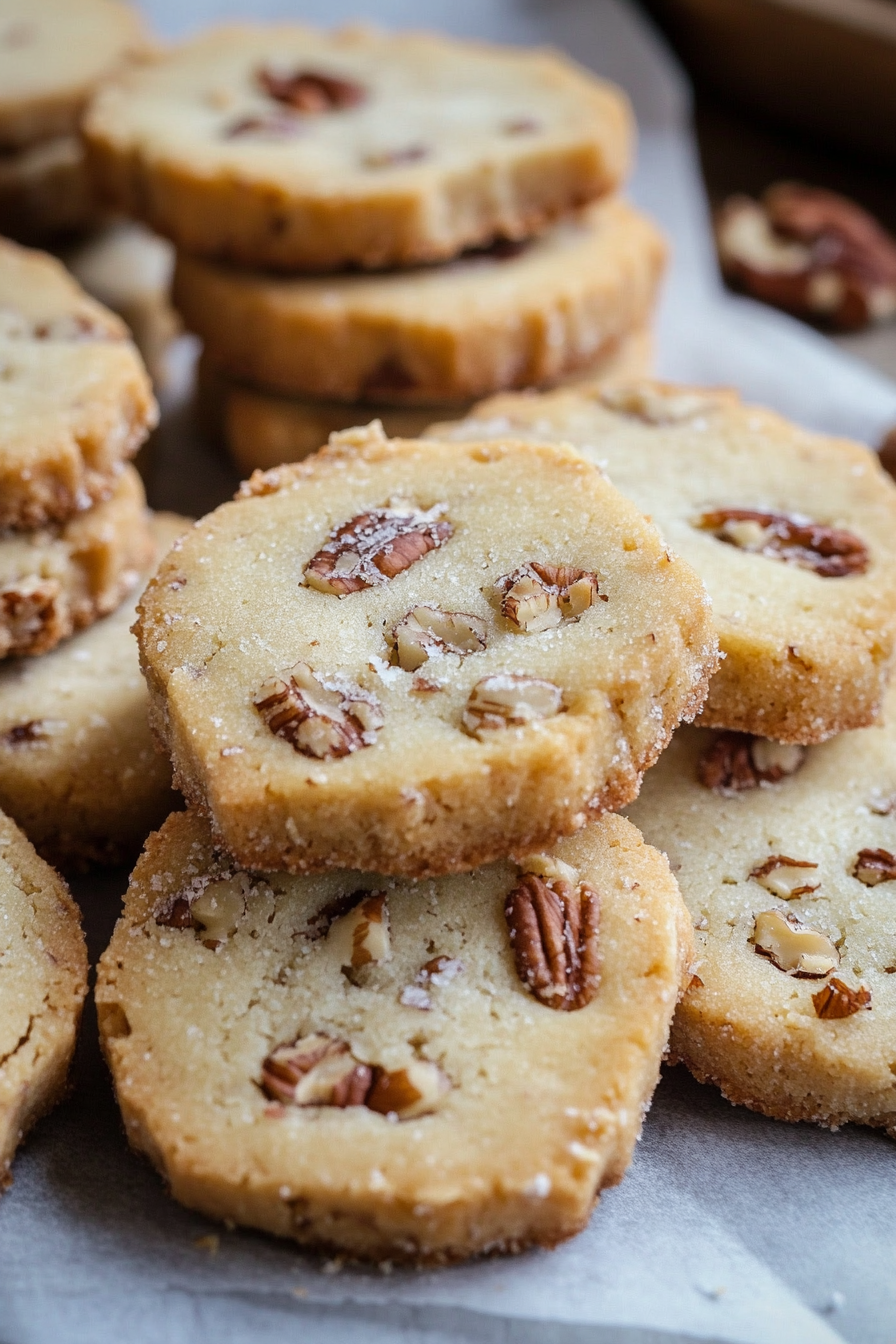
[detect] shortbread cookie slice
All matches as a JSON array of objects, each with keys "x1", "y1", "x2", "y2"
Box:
[
  {"x1": 430, "y1": 380, "x2": 896, "y2": 743},
  {"x1": 1, "y1": 809, "x2": 87, "y2": 1187},
  {"x1": 0, "y1": 135, "x2": 100, "y2": 244},
  {"x1": 0, "y1": 513, "x2": 185, "y2": 869},
  {"x1": 0, "y1": 464, "x2": 153, "y2": 660},
  {"x1": 84, "y1": 24, "x2": 632, "y2": 272},
  {"x1": 0, "y1": 237, "x2": 158, "y2": 530},
  {"x1": 627, "y1": 692, "x2": 896, "y2": 1135},
  {"x1": 0, "y1": 0, "x2": 146, "y2": 149},
  {"x1": 97, "y1": 806, "x2": 691, "y2": 1261},
  {"x1": 136, "y1": 426, "x2": 716, "y2": 876},
  {"x1": 174, "y1": 199, "x2": 664, "y2": 403}
]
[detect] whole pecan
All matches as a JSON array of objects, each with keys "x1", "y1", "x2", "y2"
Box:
[
  {"x1": 257, "y1": 67, "x2": 366, "y2": 112},
  {"x1": 696, "y1": 508, "x2": 868, "y2": 578},
  {"x1": 697, "y1": 732, "x2": 806, "y2": 793},
  {"x1": 812, "y1": 978, "x2": 871, "y2": 1019},
  {"x1": 304, "y1": 506, "x2": 452, "y2": 596},
  {"x1": 852, "y1": 848, "x2": 896, "y2": 886},
  {"x1": 505, "y1": 872, "x2": 600, "y2": 1011}
]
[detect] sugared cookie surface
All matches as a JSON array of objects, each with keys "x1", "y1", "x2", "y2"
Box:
[
  {"x1": 0, "y1": 808, "x2": 87, "y2": 1186},
  {"x1": 136, "y1": 425, "x2": 716, "y2": 876},
  {"x1": 97, "y1": 807, "x2": 691, "y2": 1261},
  {"x1": 84, "y1": 23, "x2": 632, "y2": 271},
  {"x1": 430, "y1": 379, "x2": 896, "y2": 743}
]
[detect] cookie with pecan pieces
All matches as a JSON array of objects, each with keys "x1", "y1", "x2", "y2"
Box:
[
  {"x1": 626, "y1": 681, "x2": 896, "y2": 1137},
  {"x1": 84, "y1": 23, "x2": 631, "y2": 272},
  {"x1": 96, "y1": 806, "x2": 691, "y2": 1261},
  {"x1": 135, "y1": 425, "x2": 716, "y2": 876},
  {"x1": 430, "y1": 379, "x2": 896, "y2": 743}
]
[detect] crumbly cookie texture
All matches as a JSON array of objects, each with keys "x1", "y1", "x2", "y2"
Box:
[
  {"x1": 84, "y1": 23, "x2": 632, "y2": 272},
  {"x1": 0, "y1": 135, "x2": 100, "y2": 245},
  {"x1": 0, "y1": 808, "x2": 87, "y2": 1187},
  {"x1": 0, "y1": 513, "x2": 186, "y2": 869},
  {"x1": 429, "y1": 379, "x2": 896, "y2": 744},
  {"x1": 200, "y1": 327, "x2": 653, "y2": 476},
  {"x1": 174, "y1": 199, "x2": 664, "y2": 403},
  {"x1": 136, "y1": 428, "x2": 716, "y2": 877},
  {"x1": 627, "y1": 689, "x2": 896, "y2": 1136},
  {"x1": 0, "y1": 464, "x2": 154, "y2": 660},
  {"x1": 0, "y1": 0, "x2": 147, "y2": 149},
  {"x1": 0, "y1": 238, "x2": 158, "y2": 530},
  {"x1": 97, "y1": 807, "x2": 691, "y2": 1261}
]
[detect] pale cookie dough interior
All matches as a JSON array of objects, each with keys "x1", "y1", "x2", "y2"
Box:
[
  {"x1": 0, "y1": 809, "x2": 87, "y2": 1186},
  {"x1": 96, "y1": 808, "x2": 691, "y2": 1262},
  {"x1": 136, "y1": 428, "x2": 716, "y2": 876},
  {"x1": 429, "y1": 379, "x2": 896, "y2": 743}
]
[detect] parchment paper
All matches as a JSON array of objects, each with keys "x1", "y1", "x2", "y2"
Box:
[{"x1": 1, "y1": 3, "x2": 895, "y2": 1342}]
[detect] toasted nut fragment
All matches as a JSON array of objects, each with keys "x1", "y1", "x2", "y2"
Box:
[
  {"x1": 600, "y1": 381, "x2": 728, "y2": 425},
  {"x1": 155, "y1": 894, "x2": 193, "y2": 930},
  {"x1": 750, "y1": 855, "x2": 820, "y2": 899},
  {"x1": 696, "y1": 508, "x2": 868, "y2": 578},
  {"x1": 462, "y1": 674, "x2": 563, "y2": 739},
  {"x1": 518, "y1": 854, "x2": 581, "y2": 887},
  {"x1": 225, "y1": 112, "x2": 304, "y2": 139},
  {"x1": 387, "y1": 606, "x2": 487, "y2": 672},
  {"x1": 751, "y1": 908, "x2": 839, "y2": 977},
  {"x1": 496, "y1": 562, "x2": 601, "y2": 633},
  {"x1": 254, "y1": 661, "x2": 383, "y2": 758},
  {"x1": 0, "y1": 718, "x2": 64, "y2": 748},
  {"x1": 416, "y1": 955, "x2": 464, "y2": 987},
  {"x1": 364, "y1": 144, "x2": 428, "y2": 168},
  {"x1": 190, "y1": 877, "x2": 246, "y2": 948},
  {"x1": 812, "y1": 977, "x2": 872, "y2": 1019},
  {"x1": 698, "y1": 732, "x2": 806, "y2": 793},
  {"x1": 304, "y1": 506, "x2": 452, "y2": 596},
  {"x1": 505, "y1": 872, "x2": 600, "y2": 1010},
  {"x1": 258, "y1": 67, "x2": 366, "y2": 111},
  {"x1": 261, "y1": 1035, "x2": 373, "y2": 1108},
  {"x1": 852, "y1": 848, "x2": 896, "y2": 886},
  {"x1": 0, "y1": 578, "x2": 64, "y2": 658},
  {"x1": 366, "y1": 1060, "x2": 450, "y2": 1120},
  {"x1": 327, "y1": 892, "x2": 391, "y2": 968}
]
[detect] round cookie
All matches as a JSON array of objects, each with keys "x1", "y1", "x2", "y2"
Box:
[
  {"x1": 136, "y1": 425, "x2": 717, "y2": 877},
  {"x1": 96, "y1": 807, "x2": 692, "y2": 1262},
  {"x1": 0, "y1": 464, "x2": 154, "y2": 660},
  {"x1": 0, "y1": 513, "x2": 186, "y2": 870},
  {"x1": 0, "y1": 808, "x2": 87, "y2": 1188},
  {"x1": 0, "y1": 237, "x2": 158, "y2": 530},
  {"x1": 626, "y1": 690, "x2": 896, "y2": 1136},
  {"x1": 0, "y1": 135, "x2": 100, "y2": 244},
  {"x1": 429, "y1": 379, "x2": 896, "y2": 744},
  {"x1": 173, "y1": 199, "x2": 665, "y2": 403},
  {"x1": 0, "y1": 0, "x2": 146, "y2": 150},
  {"x1": 83, "y1": 23, "x2": 633, "y2": 272}
]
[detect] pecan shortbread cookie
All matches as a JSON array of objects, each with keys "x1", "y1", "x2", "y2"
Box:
[
  {"x1": 84, "y1": 24, "x2": 632, "y2": 272},
  {"x1": 0, "y1": 809, "x2": 87, "y2": 1188},
  {"x1": 0, "y1": 237, "x2": 158, "y2": 530},
  {"x1": 0, "y1": 513, "x2": 185, "y2": 869},
  {"x1": 135, "y1": 426, "x2": 716, "y2": 876},
  {"x1": 430, "y1": 380, "x2": 896, "y2": 744},
  {"x1": 627, "y1": 689, "x2": 896, "y2": 1136},
  {"x1": 174, "y1": 199, "x2": 664, "y2": 403},
  {"x1": 97, "y1": 807, "x2": 691, "y2": 1261},
  {"x1": 0, "y1": 464, "x2": 153, "y2": 660}
]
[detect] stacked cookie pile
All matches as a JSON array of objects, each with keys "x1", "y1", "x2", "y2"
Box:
[{"x1": 82, "y1": 24, "x2": 666, "y2": 476}]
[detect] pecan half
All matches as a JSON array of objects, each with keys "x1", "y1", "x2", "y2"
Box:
[
  {"x1": 812, "y1": 977, "x2": 872, "y2": 1019},
  {"x1": 600, "y1": 382, "x2": 728, "y2": 425},
  {"x1": 254, "y1": 661, "x2": 383, "y2": 758},
  {"x1": 750, "y1": 855, "x2": 820, "y2": 899},
  {"x1": 387, "y1": 605, "x2": 486, "y2": 671},
  {"x1": 751, "y1": 908, "x2": 839, "y2": 977},
  {"x1": 505, "y1": 872, "x2": 600, "y2": 1010},
  {"x1": 462, "y1": 674, "x2": 563, "y2": 739},
  {"x1": 697, "y1": 732, "x2": 806, "y2": 793},
  {"x1": 261, "y1": 1035, "x2": 449, "y2": 1119},
  {"x1": 496, "y1": 562, "x2": 602, "y2": 634},
  {"x1": 853, "y1": 848, "x2": 896, "y2": 886},
  {"x1": 696, "y1": 508, "x2": 868, "y2": 578},
  {"x1": 304, "y1": 506, "x2": 452, "y2": 596},
  {"x1": 327, "y1": 892, "x2": 391, "y2": 968},
  {"x1": 257, "y1": 67, "x2": 366, "y2": 112}
]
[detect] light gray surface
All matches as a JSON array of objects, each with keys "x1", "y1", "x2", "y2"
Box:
[{"x1": 1, "y1": 3, "x2": 895, "y2": 1342}]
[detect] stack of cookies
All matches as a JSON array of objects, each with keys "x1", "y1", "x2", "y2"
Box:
[{"x1": 82, "y1": 24, "x2": 667, "y2": 476}]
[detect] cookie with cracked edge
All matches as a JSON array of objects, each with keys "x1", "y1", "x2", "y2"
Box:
[
  {"x1": 84, "y1": 23, "x2": 632, "y2": 272},
  {"x1": 429, "y1": 379, "x2": 896, "y2": 744},
  {"x1": 96, "y1": 806, "x2": 691, "y2": 1262},
  {"x1": 135, "y1": 425, "x2": 717, "y2": 877},
  {"x1": 0, "y1": 808, "x2": 87, "y2": 1188}
]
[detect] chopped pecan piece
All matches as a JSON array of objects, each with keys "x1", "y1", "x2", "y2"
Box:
[
  {"x1": 254, "y1": 661, "x2": 383, "y2": 758},
  {"x1": 417, "y1": 954, "x2": 464, "y2": 987},
  {"x1": 363, "y1": 144, "x2": 428, "y2": 168},
  {"x1": 365, "y1": 1060, "x2": 450, "y2": 1120},
  {"x1": 154, "y1": 876, "x2": 246, "y2": 948},
  {"x1": 225, "y1": 112, "x2": 304, "y2": 139},
  {"x1": 751, "y1": 908, "x2": 839, "y2": 977},
  {"x1": 698, "y1": 732, "x2": 806, "y2": 793},
  {"x1": 696, "y1": 508, "x2": 868, "y2": 578},
  {"x1": 462, "y1": 673, "x2": 563, "y2": 739},
  {"x1": 304, "y1": 505, "x2": 452, "y2": 596},
  {"x1": 387, "y1": 605, "x2": 486, "y2": 671},
  {"x1": 503, "y1": 117, "x2": 540, "y2": 135},
  {"x1": 750, "y1": 855, "x2": 819, "y2": 899},
  {"x1": 505, "y1": 872, "x2": 600, "y2": 1010},
  {"x1": 600, "y1": 382, "x2": 728, "y2": 425},
  {"x1": 1, "y1": 718, "x2": 61, "y2": 748},
  {"x1": 812, "y1": 977, "x2": 872, "y2": 1019},
  {"x1": 0, "y1": 578, "x2": 64, "y2": 656},
  {"x1": 155, "y1": 894, "x2": 193, "y2": 930},
  {"x1": 257, "y1": 67, "x2": 366, "y2": 112},
  {"x1": 327, "y1": 892, "x2": 391, "y2": 968},
  {"x1": 852, "y1": 848, "x2": 896, "y2": 886},
  {"x1": 261, "y1": 1035, "x2": 449, "y2": 1119},
  {"x1": 496, "y1": 562, "x2": 602, "y2": 633}
]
